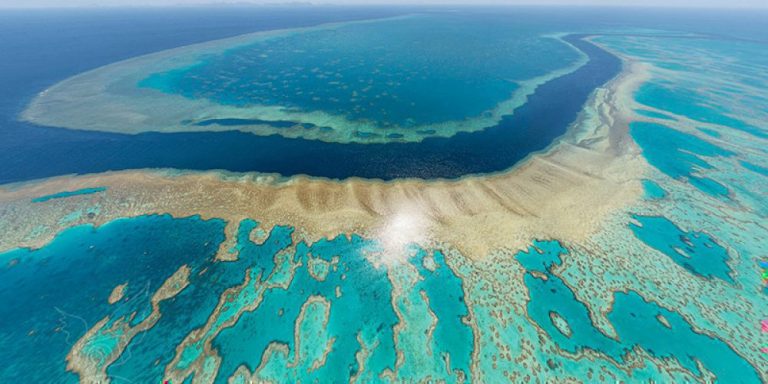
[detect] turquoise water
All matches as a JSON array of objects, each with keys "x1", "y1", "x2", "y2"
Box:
[
  {"x1": 107, "y1": 221, "x2": 296, "y2": 381},
  {"x1": 410, "y1": 249, "x2": 473, "y2": 377},
  {"x1": 609, "y1": 34, "x2": 767, "y2": 141},
  {"x1": 0, "y1": 215, "x2": 473, "y2": 383},
  {"x1": 141, "y1": 13, "x2": 580, "y2": 132},
  {"x1": 211, "y1": 231, "x2": 401, "y2": 382},
  {"x1": 741, "y1": 160, "x2": 768, "y2": 177},
  {"x1": 634, "y1": 81, "x2": 765, "y2": 138},
  {"x1": 698, "y1": 127, "x2": 721, "y2": 138},
  {"x1": 629, "y1": 215, "x2": 733, "y2": 282},
  {"x1": 31, "y1": 187, "x2": 107, "y2": 203},
  {"x1": 608, "y1": 292, "x2": 760, "y2": 384},
  {"x1": 515, "y1": 241, "x2": 759, "y2": 383},
  {"x1": 0, "y1": 214, "x2": 225, "y2": 382},
  {"x1": 642, "y1": 179, "x2": 667, "y2": 200},
  {"x1": 516, "y1": 241, "x2": 623, "y2": 356},
  {"x1": 390, "y1": 248, "x2": 473, "y2": 380},
  {"x1": 635, "y1": 108, "x2": 675, "y2": 121},
  {"x1": 2, "y1": 214, "x2": 760, "y2": 382},
  {"x1": 630, "y1": 122, "x2": 733, "y2": 198},
  {"x1": 641, "y1": 83, "x2": 766, "y2": 138},
  {"x1": 212, "y1": 224, "x2": 473, "y2": 383}
]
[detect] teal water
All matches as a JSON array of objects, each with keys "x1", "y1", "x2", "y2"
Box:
[
  {"x1": 598, "y1": 31, "x2": 767, "y2": 330},
  {"x1": 140, "y1": 13, "x2": 580, "y2": 132},
  {"x1": 0, "y1": 215, "x2": 473, "y2": 383},
  {"x1": 642, "y1": 179, "x2": 667, "y2": 200},
  {"x1": 741, "y1": 160, "x2": 768, "y2": 177},
  {"x1": 0, "y1": 214, "x2": 225, "y2": 382},
  {"x1": 635, "y1": 108, "x2": 675, "y2": 121},
  {"x1": 31, "y1": 187, "x2": 107, "y2": 203},
  {"x1": 3, "y1": 214, "x2": 759, "y2": 382},
  {"x1": 629, "y1": 215, "x2": 733, "y2": 283},
  {"x1": 18, "y1": 211, "x2": 756, "y2": 382},
  {"x1": 630, "y1": 122, "x2": 733, "y2": 198},
  {"x1": 608, "y1": 292, "x2": 759, "y2": 384},
  {"x1": 516, "y1": 241, "x2": 623, "y2": 356},
  {"x1": 515, "y1": 241, "x2": 759, "y2": 383},
  {"x1": 211, "y1": 232, "x2": 401, "y2": 383},
  {"x1": 212, "y1": 223, "x2": 473, "y2": 383},
  {"x1": 698, "y1": 127, "x2": 721, "y2": 138},
  {"x1": 410, "y1": 249, "x2": 473, "y2": 377},
  {"x1": 1, "y1": 10, "x2": 620, "y2": 181},
  {"x1": 389, "y1": 248, "x2": 474, "y2": 380},
  {"x1": 635, "y1": 80, "x2": 766, "y2": 139},
  {"x1": 106, "y1": 221, "x2": 296, "y2": 381}
]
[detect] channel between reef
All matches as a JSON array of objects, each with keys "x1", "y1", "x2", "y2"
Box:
[{"x1": 0, "y1": 34, "x2": 639, "y2": 260}]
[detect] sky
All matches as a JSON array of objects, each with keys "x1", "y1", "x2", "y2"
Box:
[{"x1": 0, "y1": 0, "x2": 765, "y2": 7}]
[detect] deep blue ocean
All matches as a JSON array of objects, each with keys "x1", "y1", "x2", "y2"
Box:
[{"x1": 1, "y1": 6, "x2": 766, "y2": 183}]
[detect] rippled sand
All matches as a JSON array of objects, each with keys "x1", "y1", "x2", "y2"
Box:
[{"x1": 1, "y1": 56, "x2": 647, "y2": 260}]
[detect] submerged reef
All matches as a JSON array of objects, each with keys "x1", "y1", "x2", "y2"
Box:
[
  {"x1": 0, "y1": 214, "x2": 474, "y2": 383},
  {"x1": 22, "y1": 14, "x2": 585, "y2": 144},
  {"x1": 1, "y1": 209, "x2": 764, "y2": 382},
  {"x1": 1, "y1": 13, "x2": 768, "y2": 384}
]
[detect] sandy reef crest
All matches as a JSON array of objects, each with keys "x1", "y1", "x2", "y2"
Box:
[{"x1": 0, "y1": 57, "x2": 647, "y2": 260}]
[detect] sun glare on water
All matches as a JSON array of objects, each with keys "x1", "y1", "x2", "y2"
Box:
[{"x1": 370, "y1": 206, "x2": 434, "y2": 267}]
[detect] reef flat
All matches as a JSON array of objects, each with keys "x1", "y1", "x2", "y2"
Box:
[{"x1": 2, "y1": 8, "x2": 767, "y2": 384}]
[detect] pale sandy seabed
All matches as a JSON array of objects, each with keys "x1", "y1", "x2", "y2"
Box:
[{"x1": 3, "y1": 42, "x2": 767, "y2": 383}]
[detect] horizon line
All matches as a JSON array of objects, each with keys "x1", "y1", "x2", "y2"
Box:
[{"x1": 1, "y1": 3, "x2": 767, "y2": 10}]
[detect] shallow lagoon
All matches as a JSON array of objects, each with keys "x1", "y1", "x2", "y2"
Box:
[
  {"x1": 516, "y1": 241, "x2": 759, "y2": 384},
  {"x1": 0, "y1": 215, "x2": 475, "y2": 383},
  {"x1": 3, "y1": 214, "x2": 763, "y2": 383},
  {"x1": 139, "y1": 14, "x2": 581, "y2": 140}
]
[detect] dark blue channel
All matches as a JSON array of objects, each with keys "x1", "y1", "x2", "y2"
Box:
[
  {"x1": 0, "y1": 34, "x2": 619, "y2": 183},
  {"x1": 3, "y1": 7, "x2": 768, "y2": 184},
  {"x1": 0, "y1": 5, "x2": 651, "y2": 184}
]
